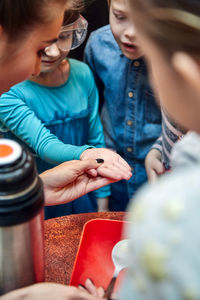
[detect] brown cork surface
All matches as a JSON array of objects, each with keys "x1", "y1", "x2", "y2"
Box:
[{"x1": 44, "y1": 212, "x2": 125, "y2": 285}]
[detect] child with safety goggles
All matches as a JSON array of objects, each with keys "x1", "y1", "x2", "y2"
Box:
[{"x1": 0, "y1": 8, "x2": 114, "y2": 219}]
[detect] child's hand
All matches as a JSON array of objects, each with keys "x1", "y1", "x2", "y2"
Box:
[
  {"x1": 97, "y1": 197, "x2": 109, "y2": 212},
  {"x1": 80, "y1": 148, "x2": 132, "y2": 181},
  {"x1": 79, "y1": 278, "x2": 116, "y2": 299},
  {"x1": 145, "y1": 149, "x2": 164, "y2": 182},
  {"x1": 79, "y1": 279, "x2": 105, "y2": 298}
]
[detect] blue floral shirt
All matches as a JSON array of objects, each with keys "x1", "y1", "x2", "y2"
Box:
[{"x1": 84, "y1": 25, "x2": 162, "y2": 210}]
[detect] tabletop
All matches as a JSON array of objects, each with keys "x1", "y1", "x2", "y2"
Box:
[{"x1": 44, "y1": 211, "x2": 125, "y2": 285}]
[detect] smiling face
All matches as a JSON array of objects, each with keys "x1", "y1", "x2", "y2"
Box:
[
  {"x1": 40, "y1": 15, "x2": 87, "y2": 73},
  {"x1": 0, "y1": 4, "x2": 65, "y2": 94},
  {"x1": 40, "y1": 43, "x2": 70, "y2": 73},
  {"x1": 40, "y1": 21, "x2": 73, "y2": 73},
  {"x1": 109, "y1": 0, "x2": 143, "y2": 60}
]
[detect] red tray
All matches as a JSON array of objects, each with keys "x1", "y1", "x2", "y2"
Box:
[{"x1": 70, "y1": 218, "x2": 127, "y2": 291}]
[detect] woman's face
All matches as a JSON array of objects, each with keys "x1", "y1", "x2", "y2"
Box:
[
  {"x1": 0, "y1": 7, "x2": 65, "y2": 94},
  {"x1": 133, "y1": 23, "x2": 200, "y2": 133}
]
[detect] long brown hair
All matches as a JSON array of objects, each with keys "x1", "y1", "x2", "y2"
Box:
[
  {"x1": 63, "y1": 0, "x2": 85, "y2": 25},
  {"x1": 129, "y1": 0, "x2": 200, "y2": 56},
  {"x1": 0, "y1": 0, "x2": 69, "y2": 40}
]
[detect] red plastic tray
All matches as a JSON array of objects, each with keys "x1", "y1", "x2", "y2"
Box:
[{"x1": 70, "y1": 218, "x2": 127, "y2": 290}]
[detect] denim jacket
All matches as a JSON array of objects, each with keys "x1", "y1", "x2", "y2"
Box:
[{"x1": 84, "y1": 25, "x2": 162, "y2": 210}]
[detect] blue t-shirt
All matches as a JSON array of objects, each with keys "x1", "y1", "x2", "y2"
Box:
[{"x1": 84, "y1": 25, "x2": 162, "y2": 210}]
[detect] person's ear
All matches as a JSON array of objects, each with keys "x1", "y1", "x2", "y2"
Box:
[{"x1": 172, "y1": 51, "x2": 200, "y2": 94}]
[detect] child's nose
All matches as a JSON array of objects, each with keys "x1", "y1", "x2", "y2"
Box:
[
  {"x1": 124, "y1": 25, "x2": 136, "y2": 39},
  {"x1": 44, "y1": 43, "x2": 60, "y2": 58}
]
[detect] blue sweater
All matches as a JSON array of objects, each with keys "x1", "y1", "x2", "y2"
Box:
[{"x1": 0, "y1": 59, "x2": 110, "y2": 216}]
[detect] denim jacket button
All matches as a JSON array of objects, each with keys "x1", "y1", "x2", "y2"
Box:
[
  {"x1": 128, "y1": 92, "x2": 134, "y2": 98},
  {"x1": 134, "y1": 61, "x2": 140, "y2": 67},
  {"x1": 127, "y1": 120, "x2": 133, "y2": 126},
  {"x1": 127, "y1": 147, "x2": 133, "y2": 152}
]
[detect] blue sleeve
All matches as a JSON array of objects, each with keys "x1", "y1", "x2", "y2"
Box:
[
  {"x1": 84, "y1": 35, "x2": 96, "y2": 74},
  {"x1": 84, "y1": 35, "x2": 104, "y2": 97},
  {"x1": 0, "y1": 89, "x2": 93, "y2": 164},
  {"x1": 86, "y1": 67, "x2": 110, "y2": 198},
  {"x1": 87, "y1": 68, "x2": 105, "y2": 147}
]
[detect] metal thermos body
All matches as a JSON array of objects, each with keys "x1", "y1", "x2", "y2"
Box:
[{"x1": 0, "y1": 139, "x2": 44, "y2": 295}]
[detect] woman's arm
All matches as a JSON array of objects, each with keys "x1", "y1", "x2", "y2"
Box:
[{"x1": 0, "y1": 89, "x2": 92, "y2": 164}]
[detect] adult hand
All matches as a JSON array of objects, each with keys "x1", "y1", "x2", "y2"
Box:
[
  {"x1": 40, "y1": 159, "x2": 119, "y2": 206},
  {"x1": 80, "y1": 148, "x2": 132, "y2": 180},
  {"x1": 145, "y1": 149, "x2": 164, "y2": 182},
  {"x1": 0, "y1": 282, "x2": 103, "y2": 300}
]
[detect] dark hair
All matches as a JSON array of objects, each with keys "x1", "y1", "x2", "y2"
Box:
[
  {"x1": 129, "y1": 0, "x2": 200, "y2": 56},
  {"x1": 63, "y1": 0, "x2": 85, "y2": 25},
  {"x1": 0, "y1": 0, "x2": 68, "y2": 40}
]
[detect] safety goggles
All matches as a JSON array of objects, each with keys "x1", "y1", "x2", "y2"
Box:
[{"x1": 44, "y1": 15, "x2": 88, "y2": 54}]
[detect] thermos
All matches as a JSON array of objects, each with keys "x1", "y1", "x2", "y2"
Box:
[{"x1": 0, "y1": 139, "x2": 44, "y2": 295}]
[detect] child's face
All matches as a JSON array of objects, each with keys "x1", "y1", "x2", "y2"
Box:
[
  {"x1": 40, "y1": 44, "x2": 69, "y2": 73},
  {"x1": 40, "y1": 16, "x2": 88, "y2": 73},
  {"x1": 109, "y1": 0, "x2": 143, "y2": 60},
  {"x1": 40, "y1": 25, "x2": 71, "y2": 73}
]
